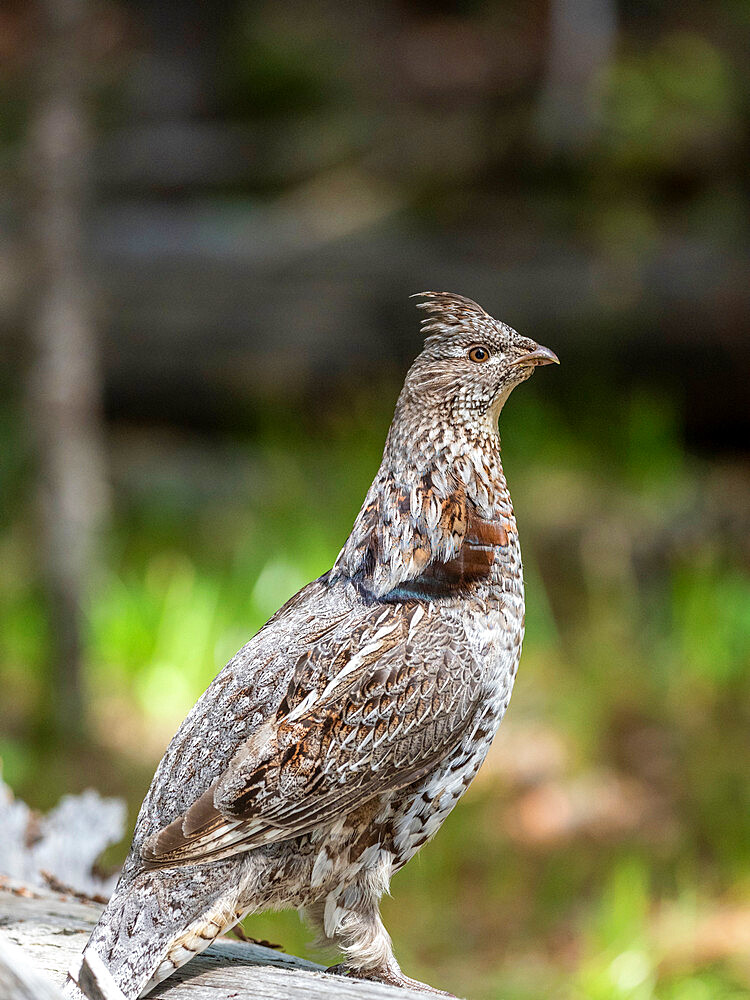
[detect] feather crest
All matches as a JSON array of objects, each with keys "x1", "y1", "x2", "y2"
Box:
[{"x1": 411, "y1": 291, "x2": 496, "y2": 347}]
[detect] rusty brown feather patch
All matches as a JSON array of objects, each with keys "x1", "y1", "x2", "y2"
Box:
[{"x1": 392, "y1": 508, "x2": 510, "y2": 598}]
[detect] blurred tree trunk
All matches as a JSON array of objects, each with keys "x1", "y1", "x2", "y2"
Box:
[
  {"x1": 25, "y1": 0, "x2": 109, "y2": 739},
  {"x1": 537, "y1": 0, "x2": 617, "y2": 153}
]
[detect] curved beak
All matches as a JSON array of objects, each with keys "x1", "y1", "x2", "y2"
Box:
[{"x1": 510, "y1": 344, "x2": 560, "y2": 368}]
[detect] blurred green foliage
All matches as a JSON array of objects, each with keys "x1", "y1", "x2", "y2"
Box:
[
  {"x1": 1, "y1": 380, "x2": 749, "y2": 999},
  {"x1": 600, "y1": 33, "x2": 739, "y2": 175},
  {"x1": 1, "y1": 0, "x2": 749, "y2": 995}
]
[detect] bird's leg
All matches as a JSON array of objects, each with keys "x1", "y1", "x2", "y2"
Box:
[{"x1": 311, "y1": 889, "x2": 455, "y2": 997}]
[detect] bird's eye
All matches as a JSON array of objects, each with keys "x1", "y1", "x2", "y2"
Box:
[{"x1": 468, "y1": 345, "x2": 490, "y2": 363}]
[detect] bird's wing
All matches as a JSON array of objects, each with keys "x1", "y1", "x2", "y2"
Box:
[{"x1": 141, "y1": 602, "x2": 483, "y2": 866}]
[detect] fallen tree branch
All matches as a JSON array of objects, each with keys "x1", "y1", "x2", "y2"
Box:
[
  {"x1": 0, "y1": 879, "x2": 447, "y2": 999},
  {"x1": 0, "y1": 934, "x2": 66, "y2": 1000}
]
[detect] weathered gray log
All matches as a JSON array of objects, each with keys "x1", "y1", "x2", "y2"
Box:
[
  {"x1": 0, "y1": 880, "x2": 450, "y2": 999},
  {"x1": 0, "y1": 933, "x2": 66, "y2": 1000},
  {"x1": 0, "y1": 778, "x2": 125, "y2": 899}
]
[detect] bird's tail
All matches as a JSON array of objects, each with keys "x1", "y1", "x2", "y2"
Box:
[
  {"x1": 66, "y1": 949, "x2": 128, "y2": 1000},
  {"x1": 64, "y1": 862, "x2": 245, "y2": 1000}
]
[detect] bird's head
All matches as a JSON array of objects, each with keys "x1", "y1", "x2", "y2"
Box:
[
  {"x1": 335, "y1": 292, "x2": 558, "y2": 595},
  {"x1": 401, "y1": 292, "x2": 559, "y2": 428}
]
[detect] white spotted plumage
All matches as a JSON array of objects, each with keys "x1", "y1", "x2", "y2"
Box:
[{"x1": 65, "y1": 292, "x2": 558, "y2": 1000}]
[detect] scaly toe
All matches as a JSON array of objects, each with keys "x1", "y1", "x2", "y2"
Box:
[
  {"x1": 326, "y1": 963, "x2": 352, "y2": 977},
  {"x1": 326, "y1": 964, "x2": 456, "y2": 996}
]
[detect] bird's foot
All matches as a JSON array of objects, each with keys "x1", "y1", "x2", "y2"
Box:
[{"x1": 326, "y1": 963, "x2": 456, "y2": 996}]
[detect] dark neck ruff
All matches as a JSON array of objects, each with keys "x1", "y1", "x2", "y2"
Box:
[
  {"x1": 385, "y1": 511, "x2": 510, "y2": 601},
  {"x1": 333, "y1": 418, "x2": 517, "y2": 604}
]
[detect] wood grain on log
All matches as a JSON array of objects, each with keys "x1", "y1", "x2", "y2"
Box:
[{"x1": 0, "y1": 880, "x2": 447, "y2": 999}]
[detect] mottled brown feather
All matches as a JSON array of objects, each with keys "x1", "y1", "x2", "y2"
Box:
[
  {"x1": 72, "y1": 292, "x2": 546, "y2": 1000},
  {"x1": 395, "y1": 509, "x2": 509, "y2": 597},
  {"x1": 140, "y1": 607, "x2": 483, "y2": 867}
]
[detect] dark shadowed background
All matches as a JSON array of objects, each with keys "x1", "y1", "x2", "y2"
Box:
[{"x1": 1, "y1": 2, "x2": 749, "y2": 998}]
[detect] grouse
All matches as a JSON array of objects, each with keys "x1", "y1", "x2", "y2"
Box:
[{"x1": 65, "y1": 292, "x2": 558, "y2": 998}]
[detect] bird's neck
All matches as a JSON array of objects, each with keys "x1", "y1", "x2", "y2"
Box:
[{"x1": 332, "y1": 413, "x2": 519, "y2": 601}]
